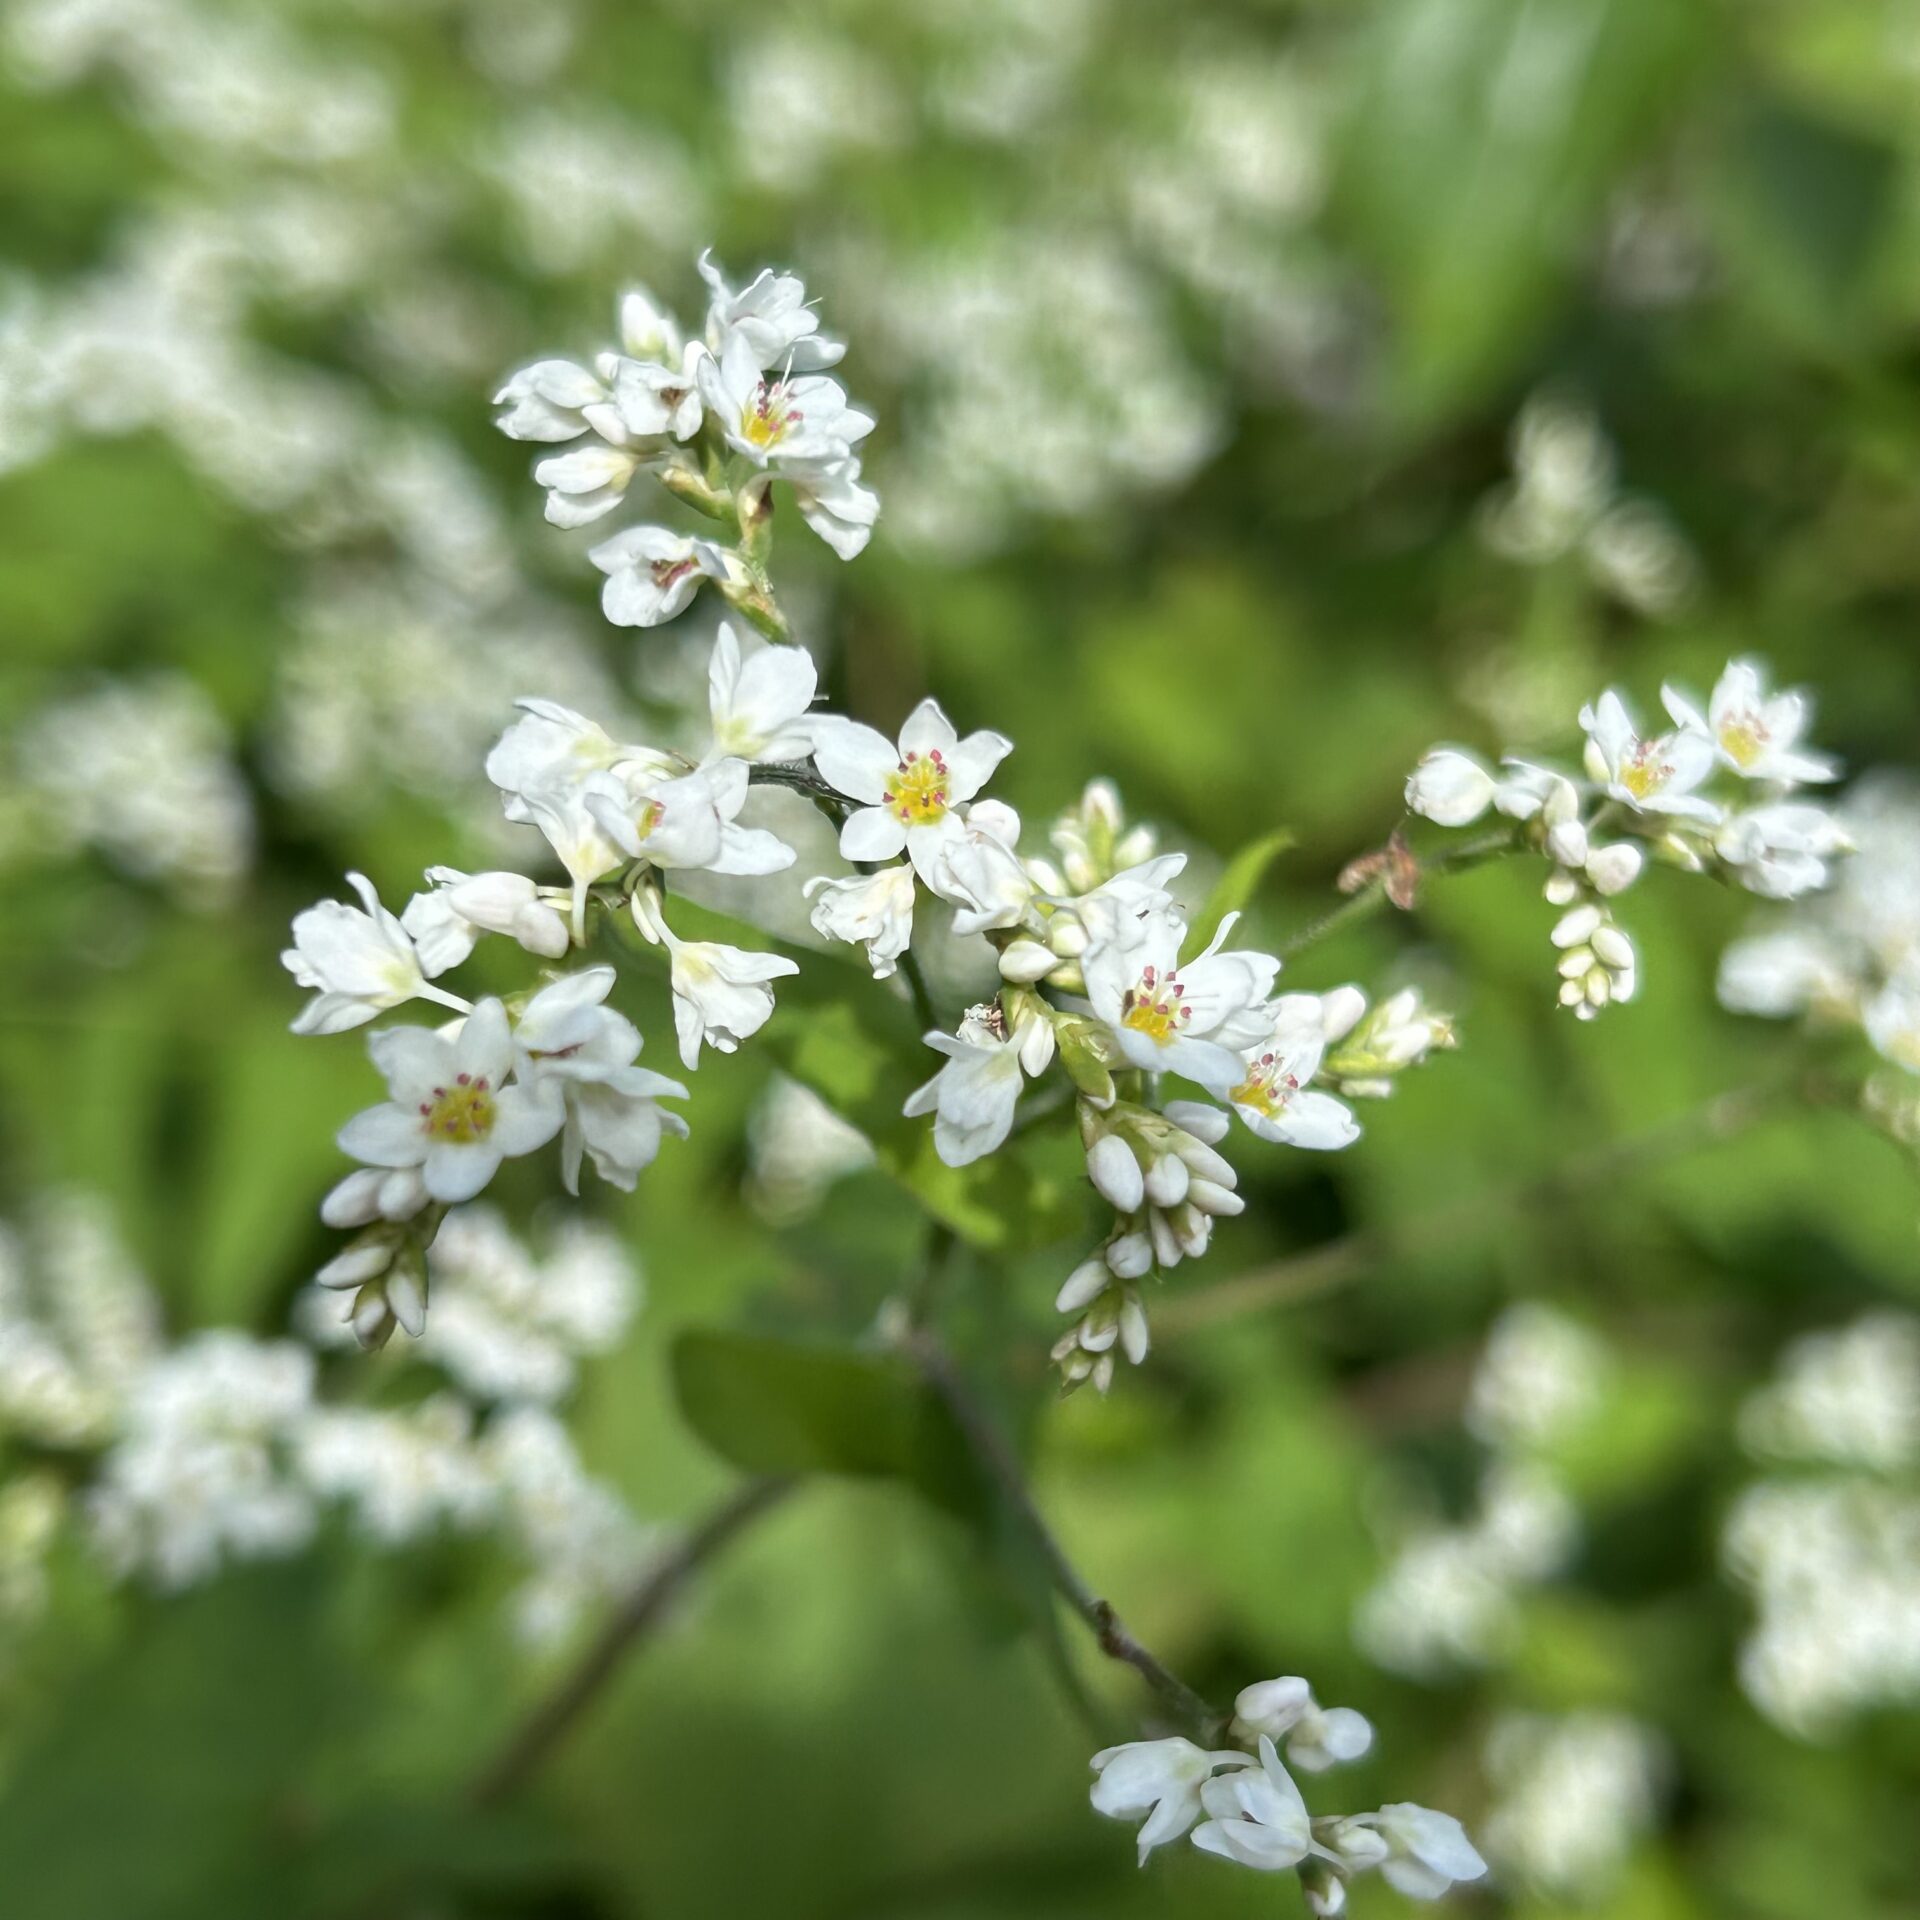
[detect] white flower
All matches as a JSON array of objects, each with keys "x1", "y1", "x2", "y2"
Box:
[
  {"x1": 1228, "y1": 1018, "x2": 1359, "y2": 1147},
  {"x1": 605, "y1": 348, "x2": 704, "y2": 442},
  {"x1": 336, "y1": 1000, "x2": 562, "y2": 1204},
  {"x1": 698, "y1": 251, "x2": 844, "y2": 371},
  {"x1": 811, "y1": 698, "x2": 1013, "y2": 884},
  {"x1": 696, "y1": 330, "x2": 873, "y2": 472},
  {"x1": 1715, "y1": 803, "x2": 1849, "y2": 901},
  {"x1": 512, "y1": 969, "x2": 688, "y2": 1191},
  {"x1": 804, "y1": 863, "x2": 916, "y2": 979},
  {"x1": 401, "y1": 867, "x2": 571, "y2": 973},
  {"x1": 786, "y1": 452, "x2": 881, "y2": 559},
  {"x1": 903, "y1": 1006, "x2": 1037, "y2": 1167},
  {"x1": 1084, "y1": 910, "x2": 1280, "y2": 1093},
  {"x1": 1716, "y1": 931, "x2": 1852, "y2": 1019},
  {"x1": 283, "y1": 871, "x2": 468, "y2": 1035},
  {"x1": 1663, "y1": 659, "x2": 1838, "y2": 785},
  {"x1": 1494, "y1": 757, "x2": 1583, "y2": 823},
  {"x1": 1231, "y1": 1677, "x2": 1375, "y2": 1773},
  {"x1": 706, "y1": 621, "x2": 817, "y2": 762},
  {"x1": 631, "y1": 891, "x2": 798, "y2": 1070},
  {"x1": 1089, "y1": 1737, "x2": 1250, "y2": 1866},
  {"x1": 492, "y1": 357, "x2": 612, "y2": 443},
  {"x1": 1191, "y1": 1736, "x2": 1325, "y2": 1873},
  {"x1": 586, "y1": 757, "x2": 796, "y2": 879},
  {"x1": 1865, "y1": 969, "x2": 1920, "y2": 1074},
  {"x1": 1342, "y1": 1803, "x2": 1489, "y2": 1899},
  {"x1": 931, "y1": 800, "x2": 1037, "y2": 937},
  {"x1": 531, "y1": 438, "x2": 645, "y2": 528},
  {"x1": 1406, "y1": 748, "x2": 1497, "y2": 827},
  {"x1": 587, "y1": 525, "x2": 730, "y2": 628},
  {"x1": 1580, "y1": 689, "x2": 1720, "y2": 822}
]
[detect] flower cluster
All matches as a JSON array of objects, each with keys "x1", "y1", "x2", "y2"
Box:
[
  {"x1": 1407, "y1": 657, "x2": 1848, "y2": 1021},
  {"x1": 1089, "y1": 1674, "x2": 1486, "y2": 1910},
  {"x1": 494, "y1": 251, "x2": 878, "y2": 637}
]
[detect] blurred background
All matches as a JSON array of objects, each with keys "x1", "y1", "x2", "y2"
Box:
[{"x1": 3, "y1": 0, "x2": 1919, "y2": 1914}]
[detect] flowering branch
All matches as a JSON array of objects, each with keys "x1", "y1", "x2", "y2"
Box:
[{"x1": 469, "y1": 1474, "x2": 794, "y2": 1806}]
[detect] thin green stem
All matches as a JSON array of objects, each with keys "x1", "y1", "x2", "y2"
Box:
[{"x1": 1281, "y1": 825, "x2": 1522, "y2": 959}]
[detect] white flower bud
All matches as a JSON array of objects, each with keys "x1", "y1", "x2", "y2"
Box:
[
  {"x1": 1086, "y1": 1134, "x2": 1145, "y2": 1212},
  {"x1": 1150, "y1": 1208, "x2": 1184, "y2": 1268},
  {"x1": 386, "y1": 1265, "x2": 427, "y2": 1339},
  {"x1": 1320, "y1": 985, "x2": 1368, "y2": 1042},
  {"x1": 1047, "y1": 915, "x2": 1090, "y2": 959},
  {"x1": 320, "y1": 1168, "x2": 388, "y2": 1230},
  {"x1": 1105, "y1": 1230, "x2": 1153, "y2": 1279},
  {"x1": 1162, "y1": 1099, "x2": 1230, "y2": 1146},
  {"x1": 1546, "y1": 818, "x2": 1589, "y2": 868},
  {"x1": 1056, "y1": 1258, "x2": 1111, "y2": 1314},
  {"x1": 1551, "y1": 904, "x2": 1603, "y2": 947},
  {"x1": 1186, "y1": 1178, "x2": 1244, "y2": 1217},
  {"x1": 1584, "y1": 841, "x2": 1643, "y2": 895},
  {"x1": 1543, "y1": 869, "x2": 1582, "y2": 906},
  {"x1": 997, "y1": 937, "x2": 1057, "y2": 983},
  {"x1": 317, "y1": 1241, "x2": 392, "y2": 1290},
  {"x1": 1405, "y1": 748, "x2": 1496, "y2": 827},
  {"x1": 1118, "y1": 1294, "x2": 1150, "y2": 1366},
  {"x1": 1591, "y1": 924, "x2": 1635, "y2": 970},
  {"x1": 1144, "y1": 1153, "x2": 1189, "y2": 1208}
]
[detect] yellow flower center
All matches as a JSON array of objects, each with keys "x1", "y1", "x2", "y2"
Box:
[
  {"x1": 1120, "y1": 964, "x2": 1189, "y2": 1045},
  {"x1": 743, "y1": 379, "x2": 800, "y2": 450},
  {"x1": 418, "y1": 1073, "x2": 495, "y2": 1143},
  {"x1": 1618, "y1": 743, "x2": 1670, "y2": 800},
  {"x1": 1718, "y1": 713, "x2": 1768, "y2": 769},
  {"x1": 1231, "y1": 1051, "x2": 1298, "y2": 1116},
  {"x1": 885, "y1": 750, "x2": 951, "y2": 826}
]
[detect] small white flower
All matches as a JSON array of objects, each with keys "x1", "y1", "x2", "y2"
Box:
[
  {"x1": 1663, "y1": 658, "x2": 1838, "y2": 785},
  {"x1": 1232, "y1": 1677, "x2": 1375, "y2": 1773},
  {"x1": 587, "y1": 525, "x2": 731, "y2": 629},
  {"x1": 1191, "y1": 1736, "x2": 1325, "y2": 1873},
  {"x1": 1083, "y1": 910, "x2": 1279, "y2": 1093},
  {"x1": 931, "y1": 800, "x2": 1036, "y2": 937},
  {"x1": 698, "y1": 251, "x2": 845, "y2": 371},
  {"x1": 1715, "y1": 803, "x2": 1849, "y2": 901},
  {"x1": 903, "y1": 1006, "x2": 1034, "y2": 1167},
  {"x1": 401, "y1": 867, "x2": 571, "y2": 974},
  {"x1": 512, "y1": 968, "x2": 688, "y2": 1191},
  {"x1": 1494, "y1": 757, "x2": 1583, "y2": 823},
  {"x1": 1580, "y1": 689, "x2": 1720, "y2": 822},
  {"x1": 695, "y1": 330, "x2": 873, "y2": 471},
  {"x1": 786, "y1": 452, "x2": 880, "y2": 559},
  {"x1": 492, "y1": 357, "x2": 611, "y2": 443},
  {"x1": 804, "y1": 863, "x2": 916, "y2": 979},
  {"x1": 811, "y1": 699, "x2": 1013, "y2": 885},
  {"x1": 586, "y1": 757, "x2": 796, "y2": 879},
  {"x1": 1089, "y1": 1736, "x2": 1251, "y2": 1867},
  {"x1": 1343, "y1": 1803, "x2": 1489, "y2": 1899},
  {"x1": 632, "y1": 892, "x2": 798, "y2": 1070},
  {"x1": 531, "y1": 438, "x2": 645, "y2": 528},
  {"x1": 1228, "y1": 1018, "x2": 1359, "y2": 1148},
  {"x1": 283, "y1": 872, "x2": 468, "y2": 1035},
  {"x1": 605, "y1": 349, "x2": 704, "y2": 442},
  {"x1": 336, "y1": 1000, "x2": 562, "y2": 1204},
  {"x1": 706, "y1": 621, "x2": 817, "y2": 762},
  {"x1": 1406, "y1": 748, "x2": 1497, "y2": 827}
]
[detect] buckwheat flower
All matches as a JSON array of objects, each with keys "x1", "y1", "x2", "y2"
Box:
[
  {"x1": 933, "y1": 802, "x2": 1038, "y2": 937},
  {"x1": 1340, "y1": 1804, "x2": 1488, "y2": 1899},
  {"x1": 284, "y1": 872, "x2": 470, "y2": 1035},
  {"x1": 337, "y1": 1000, "x2": 562, "y2": 1204},
  {"x1": 1580, "y1": 690, "x2": 1720, "y2": 822},
  {"x1": 1191, "y1": 1737, "x2": 1325, "y2": 1873},
  {"x1": 1089, "y1": 1737, "x2": 1252, "y2": 1866},
  {"x1": 588, "y1": 525, "x2": 731, "y2": 628},
  {"x1": 1066, "y1": 853, "x2": 1190, "y2": 953},
  {"x1": 904, "y1": 1005, "x2": 1036, "y2": 1167},
  {"x1": 706, "y1": 620, "x2": 817, "y2": 762},
  {"x1": 631, "y1": 890, "x2": 798, "y2": 1070},
  {"x1": 1232, "y1": 1677, "x2": 1375, "y2": 1773},
  {"x1": 1663, "y1": 658, "x2": 1838, "y2": 785},
  {"x1": 492, "y1": 357, "x2": 612, "y2": 442},
  {"x1": 697, "y1": 322, "x2": 869, "y2": 460},
  {"x1": 531, "y1": 439, "x2": 646, "y2": 528},
  {"x1": 812, "y1": 699, "x2": 1013, "y2": 883},
  {"x1": 1084, "y1": 909, "x2": 1280, "y2": 1093},
  {"x1": 785, "y1": 452, "x2": 881, "y2": 560},
  {"x1": 698, "y1": 251, "x2": 845, "y2": 371},
  {"x1": 1715, "y1": 803, "x2": 1850, "y2": 901},
  {"x1": 804, "y1": 864, "x2": 916, "y2": 978},
  {"x1": 1406, "y1": 748, "x2": 1497, "y2": 827},
  {"x1": 606, "y1": 349, "x2": 704, "y2": 442},
  {"x1": 588, "y1": 758, "x2": 796, "y2": 878},
  {"x1": 1865, "y1": 969, "x2": 1920, "y2": 1074},
  {"x1": 1228, "y1": 1020, "x2": 1360, "y2": 1148},
  {"x1": 512, "y1": 968, "x2": 688, "y2": 1191},
  {"x1": 402, "y1": 867, "x2": 571, "y2": 973},
  {"x1": 1494, "y1": 757, "x2": 1582, "y2": 823}
]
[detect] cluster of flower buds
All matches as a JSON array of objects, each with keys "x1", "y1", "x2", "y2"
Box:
[
  {"x1": 1407, "y1": 658, "x2": 1849, "y2": 1020},
  {"x1": 1090, "y1": 1673, "x2": 1487, "y2": 1910}
]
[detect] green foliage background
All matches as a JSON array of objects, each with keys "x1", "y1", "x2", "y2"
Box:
[{"x1": 2, "y1": 0, "x2": 1919, "y2": 1915}]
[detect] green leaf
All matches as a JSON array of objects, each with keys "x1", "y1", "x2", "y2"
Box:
[
  {"x1": 671, "y1": 1328, "x2": 984, "y2": 1522},
  {"x1": 1181, "y1": 829, "x2": 1295, "y2": 963}
]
